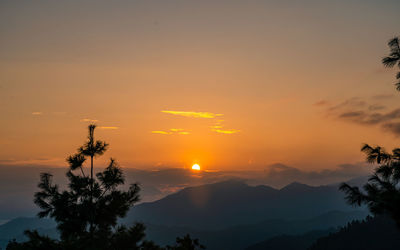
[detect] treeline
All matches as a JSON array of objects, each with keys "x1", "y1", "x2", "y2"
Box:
[{"x1": 309, "y1": 215, "x2": 400, "y2": 250}]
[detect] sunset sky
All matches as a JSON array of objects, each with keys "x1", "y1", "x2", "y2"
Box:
[{"x1": 1, "y1": 0, "x2": 400, "y2": 171}]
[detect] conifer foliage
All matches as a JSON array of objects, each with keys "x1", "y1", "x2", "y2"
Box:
[{"x1": 7, "y1": 125, "x2": 152, "y2": 249}]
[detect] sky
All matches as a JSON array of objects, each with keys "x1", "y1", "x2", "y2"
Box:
[{"x1": 1, "y1": 0, "x2": 400, "y2": 171}]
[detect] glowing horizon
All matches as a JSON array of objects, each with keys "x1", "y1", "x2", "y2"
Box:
[{"x1": 0, "y1": 0, "x2": 399, "y2": 171}]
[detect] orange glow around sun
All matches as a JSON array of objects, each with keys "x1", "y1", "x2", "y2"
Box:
[{"x1": 192, "y1": 164, "x2": 201, "y2": 171}]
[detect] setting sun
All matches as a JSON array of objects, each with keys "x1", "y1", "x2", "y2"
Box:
[{"x1": 191, "y1": 164, "x2": 201, "y2": 171}]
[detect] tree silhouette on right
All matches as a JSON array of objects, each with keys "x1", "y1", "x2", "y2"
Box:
[
  {"x1": 382, "y1": 37, "x2": 400, "y2": 90},
  {"x1": 340, "y1": 143, "x2": 400, "y2": 226},
  {"x1": 339, "y1": 36, "x2": 400, "y2": 227}
]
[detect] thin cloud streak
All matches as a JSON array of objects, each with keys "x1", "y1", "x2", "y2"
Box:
[
  {"x1": 154, "y1": 110, "x2": 239, "y2": 135},
  {"x1": 98, "y1": 126, "x2": 119, "y2": 130},
  {"x1": 151, "y1": 129, "x2": 190, "y2": 135},
  {"x1": 151, "y1": 131, "x2": 172, "y2": 135},
  {"x1": 212, "y1": 129, "x2": 240, "y2": 134},
  {"x1": 161, "y1": 110, "x2": 223, "y2": 119},
  {"x1": 80, "y1": 118, "x2": 99, "y2": 122}
]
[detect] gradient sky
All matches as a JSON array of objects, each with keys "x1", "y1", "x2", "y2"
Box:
[{"x1": 1, "y1": 0, "x2": 400, "y2": 171}]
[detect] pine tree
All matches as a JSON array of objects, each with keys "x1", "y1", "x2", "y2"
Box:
[
  {"x1": 339, "y1": 37, "x2": 400, "y2": 227},
  {"x1": 7, "y1": 125, "x2": 157, "y2": 249}
]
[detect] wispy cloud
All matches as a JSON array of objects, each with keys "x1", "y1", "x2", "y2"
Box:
[
  {"x1": 154, "y1": 110, "x2": 239, "y2": 135},
  {"x1": 98, "y1": 126, "x2": 119, "y2": 130},
  {"x1": 161, "y1": 110, "x2": 223, "y2": 119},
  {"x1": 313, "y1": 100, "x2": 329, "y2": 106},
  {"x1": 371, "y1": 94, "x2": 394, "y2": 100},
  {"x1": 151, "y1": 129, "x2": 190, "y2": 135},
  {"x1": 80, "y1": 118, "x2": 99, "y2": 122},
  {"x1": 32, "y1": 112, "x2": 43, "y2": 115},
  {"x1": 317, "y1": 95, "x2": 400, "y2": 136},
  {"x1": 210, "y1": 120, "x2": 240, "y2": 134},
  {"x1": 151, "y1": 130, "x2": 172, "y2": 135},
  {"x1": 170, "y1": 128, "x2": 184, "y2": 132},
  {"x1": 212, "y1": 129, "x2": 240, "y2": 134}
]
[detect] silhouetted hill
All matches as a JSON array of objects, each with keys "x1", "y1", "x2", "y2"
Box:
[
  {"x1": 246, "y1": 229, "x2": 333, "y2": 250},
  {"x1": 0, "y1": 211, "x2": 367, "y2": 250},
  {"x1": 0, "y1": 217, "x2": 56, "y2": 249},
  {"x1": 280, "y1": 182, "x2": 314, "y2": 193},
  {"x1": 126, "y1": 180, "x2": 364, "y2": 229},
  {"x1": 309, "y1": 215, "x2": 400, "y2": 250},
  {"x1": 143, "y1": 210, "x2": 367, "y2": 250}
]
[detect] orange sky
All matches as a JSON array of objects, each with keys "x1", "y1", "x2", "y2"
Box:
[{"x1": 1, "y1": 0, "x2": 400, "y2": 171}]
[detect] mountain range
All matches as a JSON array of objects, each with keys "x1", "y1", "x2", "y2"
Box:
[
  {"x1": 0, "y1": 179, "x2": 368, "y2": 249},
  {"x1": 125, "y1": 179, "x2": 365, "y2": 229}
]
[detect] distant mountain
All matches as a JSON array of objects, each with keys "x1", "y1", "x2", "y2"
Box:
[
  {"x1": 0, "y1": 217, "x2": 57, "y2": 249},
  {"x1": 245, "y1": 229, "x2": 333, "y2": 250},
  {"x1": 144, "y1": 210, "x2": 367, "y2": 250},
  {"x1": 126, "y1": 180, "x2": 365, "y2": 229},
  {"x1": 309, "y1": 215, "x2": 400, "y2": 250},
  {"x1": 0, "y1": 210, "x2": 367, "y2": 250},
  {"x1": 0, "y1": 180, "x2": 369, "y2": 249}
]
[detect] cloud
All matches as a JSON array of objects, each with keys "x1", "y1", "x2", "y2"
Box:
[
  {"x1": 80, "y1": 118, "x2": 99, "y2": 122},
  {"x1": 31, "y1": 112, "x2": 43, "y2": 115},
  {"x1": 161, "y1": 110, "x2": 223, "y2": 119},
  {"x1": 152, "y1": 131, "x2": 172, "y2": 135},
  {"x1": 210, "y1": 120, "x2": 240, "y2": 134},
  {"x1": 338, "y1": 108, "x2": 400, "y2": 125},
  {"x1": 313, "y1": 100, "x2": 329, "y2": 106},
  {"x1": 368, "y1": 104, "x2": 386, "y2": 111},
  {"x1": 212, "y1": 129, "x2": 240, "y2": 134},
  {"x1": 338, "y1": 111, "x2": 365, "y2": 119},
  {"x1": 151, "y1": 129, "x2": 190, "y2": 135},
  {"x1": 328, "y1": 97, "x2": 366, "y2": 112},
  {"x1": 262, "y1": 163, "x2": 372, "y2": 188},
  {"x1": 382, "y1": 122, "x2": 400, "y2": 135},
  {"x1": 170, "y1": 128, "x2": 184, "y2": 132},
  {"x1": 98, "y1": 126, "x2": 119, "y2": 130},
  {"x1": 371, "y1": 94, "x2": 394, "y2": 100},
  {"x1": 154, "y1": 110, "x2": 239, "y2": 135},
  {"x1": 317, "y1": 96, "x2": 400, "y2": 136}
]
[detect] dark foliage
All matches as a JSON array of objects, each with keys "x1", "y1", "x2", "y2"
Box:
[
  {"x1": 5, "y1": 125, "x2": 157, "y2": 249},
  {"x1": 166, "y1": 234, "x2": 205, "y2": 250},
  {"x1": 382, "y1": 37, "x2": 400, "y2": 90},
  {"x1": 339, "y1": 143, "x2": 400, "y2": 226},
  {"x1": 245, "y1": 229, "x2": 333, "y2": 250},
  {"x1": 308, "y1": 215, "x2": 400, "y2": 250},
  {"x1": 6, "y1": 230, "x2": 58, "y2": 250}
]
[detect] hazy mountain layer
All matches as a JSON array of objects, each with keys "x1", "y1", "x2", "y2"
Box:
[{"x1": 126, "y1": 180, "x2": 365, "y2": 229}]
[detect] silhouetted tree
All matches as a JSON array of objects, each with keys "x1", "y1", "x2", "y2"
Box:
[
  {"x1": 166, "y1": 234, "x2": 205, "y2": 250},
  {"x1": 339, "y1": 37, "x2": 400, "y2": 228},
  {"x1": 382, "y1": 37, "x2": 400, "y2": 90},
  {"x1": 7, "y1": 125, "x2": 159, "y2": 249},
  {"x1": 340, "y1": 143, "x2": 400, "y2": 226}
]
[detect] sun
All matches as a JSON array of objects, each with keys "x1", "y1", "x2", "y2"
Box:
[{"x1": 191, "y1": 164, "x2": 201, "y2": 171}]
